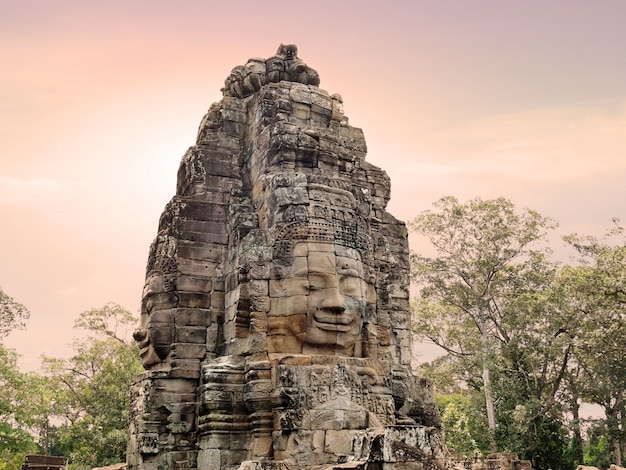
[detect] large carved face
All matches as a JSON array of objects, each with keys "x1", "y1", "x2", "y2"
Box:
[
  {"x1": 133, "y1": 273, "x2": 177, "y2": 368},
  {"x1": 268, "y1": 242, "x2": 372, "y2": 356}
]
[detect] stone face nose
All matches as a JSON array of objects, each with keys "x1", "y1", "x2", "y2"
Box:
[
  {"x1": 321, "y1": 288, "x2": 346, "y2": 313},
  {"x1": 133, "y1": 329, "x2": 147, "y2": 342}
]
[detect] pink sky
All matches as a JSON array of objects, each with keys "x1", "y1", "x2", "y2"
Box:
[{"x1": 2, "y1": 1, "x2": 625, "y2": 370}]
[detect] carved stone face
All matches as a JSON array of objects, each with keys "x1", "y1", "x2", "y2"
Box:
[
  {"x1": 269, "y1": 242, "x2": 370, "y2": 356},
  {"x1": 133, "y1": 273, "x2": 177, "y2": 368}
]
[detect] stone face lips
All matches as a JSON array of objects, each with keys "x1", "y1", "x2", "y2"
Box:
[{"x1": 127, "y1": 45, "x2": 444, "y2": 470}]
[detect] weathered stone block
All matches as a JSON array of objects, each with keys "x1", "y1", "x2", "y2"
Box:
[
  {"x1": 196, "y1": 449, "x2": 220, "y2": 470},
  {"x1": 266, "y1": 333, "x2": 303, "y2": 354},
  {"x1": 174, "y1": 326, "x2": 207, "y2": 344},
  {"x1": 268, "y1": 279, "x2": 308, "y2": 298},
  {"x1": 171, "y1": 343, "x2": 206, "y2": 359},
  {"x1": 344, "y1": 410, "x2": 369, "y2": 429},
  {"x1": 249, "y1": 294, "x2": 270, "y2": 313},
  {"x1": 324, "y1": 429, "x2": 355, "y2": 455},
  {"x1": 310, "y1": 409, "x2": 343, "y2": 430},
  {"x1": 210, "y1": 291, "x2": 225, "y2": 310}
]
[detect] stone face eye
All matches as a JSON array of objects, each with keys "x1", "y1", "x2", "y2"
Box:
[{"x1": 340, "y1": 277, "x2": 362, "y2": 296}]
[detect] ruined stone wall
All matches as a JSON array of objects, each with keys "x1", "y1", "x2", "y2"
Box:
[{"x1": 128, "y1": 45, "x2": 443, "y2": 470}]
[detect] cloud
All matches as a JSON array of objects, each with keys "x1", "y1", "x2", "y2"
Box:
[
  {"x1": 368, "y1": 99, "x2": 626, "y2": 239},
  {"x1": 0, "y1": 176, "x2": 64, "y2": 203},
  {"x1": 430, "y1": 99, "x2": 626, "y2": 184}
]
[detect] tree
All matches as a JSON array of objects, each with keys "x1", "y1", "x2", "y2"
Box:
[
  {"x1": 584, "y1": 420, "x2": 615, "y2": 470},
  {"x1": 42, "y1": 304, "x2": 142, "y2": 468},
  {"x1": 564, "y1": 221, "x2": 626, "y2": 466},
  {"x1": 436, "y1": 391, "x2": 490, "y2": 456},
  {"x1": 0, "y1": 287, "x2": 29, "y2": 341},
  {"x1": 409, "y1": 196, "x2": 563, "y2": 456},
  {"x1": 0, "y1": 289, "x2": 35, "y2": 469},
  {"x1": 0, "y1": 345, "x2": 38, "y2": 470},
  {"x1": 14, "y1": 372, "x2": 64, "y2": 456},
  {"x1": 74, "y1": 302, "x2": 137, "y2": 344}
]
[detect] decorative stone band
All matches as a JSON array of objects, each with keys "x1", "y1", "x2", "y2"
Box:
[
  {"x1": 145, "y1": 234, "x2": 178, "y2": 276},
  {"x1": 272, "y1": 219, "x2": 373, "y2": 261}
]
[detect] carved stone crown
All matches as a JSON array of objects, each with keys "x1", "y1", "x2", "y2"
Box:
[
  {"x1": 221, "y1": 44, "x2": 320, "y2": 98},
  {"x1": 273, "y1": 220, "x2": 373, "y2": 260}
]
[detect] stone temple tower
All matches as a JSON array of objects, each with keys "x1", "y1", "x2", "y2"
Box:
[{"x1": 127, "y1": 44, "x2": 445, "y2": 470}]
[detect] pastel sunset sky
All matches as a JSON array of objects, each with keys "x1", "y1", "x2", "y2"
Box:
[{"x1": 2, "y1": 1, "x2": 625, "y2": 370}]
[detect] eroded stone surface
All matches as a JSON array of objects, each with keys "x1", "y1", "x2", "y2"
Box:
[{"x1": 127, "y1": 45, "x2": 443, "y2": 470}]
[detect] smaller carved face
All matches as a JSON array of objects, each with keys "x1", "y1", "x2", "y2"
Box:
[{"x1": 133, "y1": 273, "x2": 178, "y2": 368}]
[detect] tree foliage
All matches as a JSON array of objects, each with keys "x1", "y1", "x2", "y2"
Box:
[
  {"x1": 410, "y1": 196, "x2": 565, "y2": 460},
  {"x1": 412, "y1": 202, "x2": 625, "y2": 469},
  {"x1": 0, "y1": 287, "x2": 30, "y2": 341},
  {"x1": 0, "y1": 346, "x2": 38, "y2": 470},
  {"x1": 74, "y1": 302, "x2": 137, "y2": 344},
  {"x1": 41, "y1": 304, "x2": 142, "y2": 468},
  {"x1": 563, "y1": 222, "x2": 626, "y2": 466},
  {"x1": 436, "y1": 392, "x2": 490, "y2": 456},
  {"x1": 0, "y1": 303, "x2": 141, "y2": 469}
]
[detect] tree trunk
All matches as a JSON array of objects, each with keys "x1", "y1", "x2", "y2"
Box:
[
  {"x1": 483, "y1": 362, "x2": 497, "y2": 454},
  {"x1": 480, "y1": 317, "x2": 497, "y2": 454},
  {"x1": 606, "y1": 400, "x2": 622, "y2": 467},
  {"x1": 613, "y1": 390, "x2": 623, "y2": 466},
  {"x1": 570, "y1": 396, "x2": 584, "y2": 466},
  {"x1": 615, "y1": 391, "x2": 626, "y2": 467}
]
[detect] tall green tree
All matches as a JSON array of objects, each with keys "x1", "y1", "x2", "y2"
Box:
[
  {"x1": 409, "y1": 196, "x2": 569, "y2": 461},
  {"x1": 0, "y1": 346, "x2": 38, "y2": 468},
  {"x1": 0, "y1": 288, "x2": 35, "y2": 469},
  {"x1": 564, "y1": 222, "x2": 626, "y2": 466},
  {"x1": 42, "y1": 303, "x2": 142, "y2": 469},
  {"x1": 14, "y1": 373, "x2": 61, "y2": 456}
]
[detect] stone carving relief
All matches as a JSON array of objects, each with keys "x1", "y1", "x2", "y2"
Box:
[
  {"x1": 127, "y1": 45, "x2": 444, "y2": 470},
  {"x1": 222, "y1": 44, "x2": 320, "y2": 99}
]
